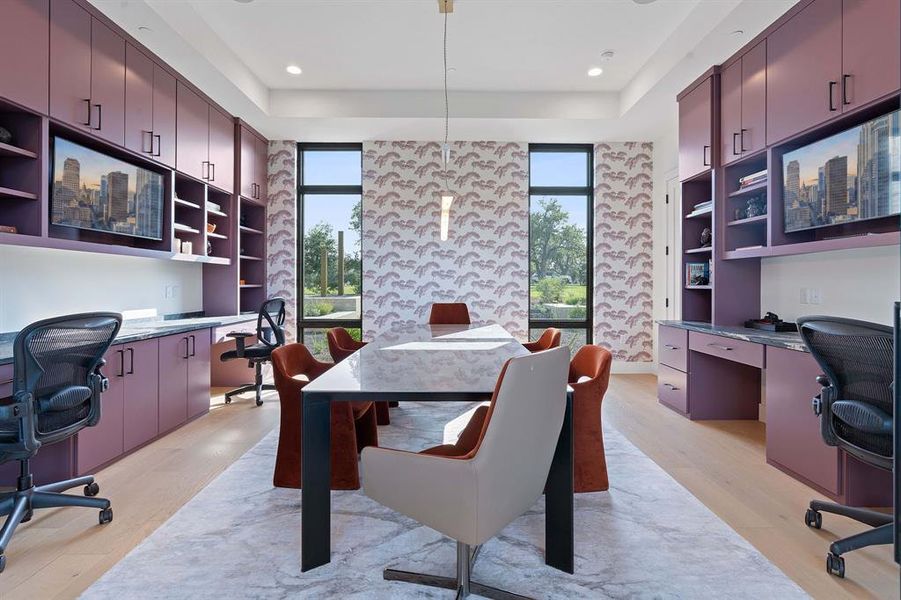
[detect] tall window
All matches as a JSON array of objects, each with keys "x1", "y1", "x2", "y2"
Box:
[
  {"x1": 297, "y1": 144, "x2": 363, "y2": 360},
  {"x1": 528, "y1": 144, "x2": 593, "y2": 351}
]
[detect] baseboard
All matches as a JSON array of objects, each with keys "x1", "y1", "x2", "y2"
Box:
[{"x1": 611, "y1": 361, "x2": 656, "y2": 374}]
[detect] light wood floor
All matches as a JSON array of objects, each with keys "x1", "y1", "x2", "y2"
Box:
[{"x1": 0, "y1": 377, "x2": 898, "y2": 599}]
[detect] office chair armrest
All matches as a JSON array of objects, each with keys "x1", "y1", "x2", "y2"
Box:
[
  {"x1": 814, "y1": 383, "x2": 840, "y2": 447},
  {"x1": 3, "y1": 391, "x2": 41, "y2": 455},
  {"x1": 226, "y1": 332, "x2": 254, "y2": 357}
]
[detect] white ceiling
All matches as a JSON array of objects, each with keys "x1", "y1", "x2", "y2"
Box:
[{"x1": 90, "y1": 0, "x2": 797, "y2": 143}]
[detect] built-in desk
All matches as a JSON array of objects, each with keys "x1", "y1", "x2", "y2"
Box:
[{"x1": 657, "y1": 321, "x2": 892, "y2": 507}]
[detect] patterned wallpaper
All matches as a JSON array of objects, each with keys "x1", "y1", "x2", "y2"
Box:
[
  {"x1": 593, "y1": 142, "x2": 654, "y2": 362},
  {"x1": 361, "y1": 141, "x2": 530, "y2": 339},
  {"x1": 266, "y1": 141, "x2": 298, "y2": 343}
]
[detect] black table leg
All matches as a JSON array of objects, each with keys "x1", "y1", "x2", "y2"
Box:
[
  {"x1": 545, "y1": 391, "x2": 574, "y2": 573},
  {"x1": 301, "y1": 391, "x2": 331, "y2": 571}
]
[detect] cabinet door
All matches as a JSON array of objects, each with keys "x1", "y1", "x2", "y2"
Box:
[
  {"x1": 208, "y1": 107, "x2": 235, "y2": 194},
  {"x1": 123, "y1": 338, "x2": 159, "y2": 452},
  {"x1": 124, "y1": 44, "x2": 154, "y2": 156},
  {"x1": 89, "y1": 17, "x2": 125, "y2": 145},
  {"x1": 766, "y1": 0, "x2": 842, "y2": 145},
  {"x1": 152, "y1": 64, "x2": 177, "y2": 168},
  {"x1": 0, "y1": 0, "x2": 49, "y2": 114},
  {"x1": 240, "y1": 127, "x2": 256, "y2": 199},
  {"x1": 841, "y1": 0, "x2": 900, "y2": 111},
  {"x1": 720, "y1": 60, "x2": 742, "y2": 166},
  {"x1": 255, "y1": 136, "x2": 269, "y2": 202},
  {"x1": 77, "y1": 345, "x2": 125, "y2": 474},
  {"x1": 765, "y1": 347, "x2": 840, "y2": 494},
  {"x1": 678, "y1": 77, "x2": 712, "y2": 181},
  {"x1": 176, "y1": 82, "x2": 209, "y2": 182},
  {"x1": 158, "y1": 334, "x2": 188, "y2": 433},
  {"x1": 49, "y1": 0, "x2": 91, "y2": 129},
  {"x1": 187, "y1": 331, "x2": 211, "y2": 419},
  {"x1": 740, "y1": 40, "x2": 767, "y2": 157}
]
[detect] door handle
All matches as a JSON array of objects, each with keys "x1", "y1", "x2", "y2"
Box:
[
  {"x1": 117, "y1": 349, "x2": 125, "y2": 377},
  {"x1": 702, "y1": 145, "x2": 710, "y2": 166},
  {"x1": 183, "y1": 337, "x2": 190, "y2": 359},
  {"x1": 252, "y1": 183, "x2": 257, "y2": 199},
  {"x1": 842, "y1": 74, "x2": 852, "y2": 106},
  {"x1": 828, "y1": 81, "x2": 838, "y2": 112},
  {"x1": 127, "y1": 347, "x2": 135, "y2": 375},
  {"x1": 663, "y1": 383, "x2": 679, "y2": 391},
  {"x1": 740, "y1": 129, "x2": 748, "y2": 152},
  {"x1": 209, "y1": 163, "x2": 215, "y2": 182},
  {"x1": 94, "y1": 104, "x2": 102, "y2": 130},
  {"x1": 732, "y1": 133, "x2": 740, "y2": 156},
  {"x1": 143, "y1": 131, "x2": 153, "y2": 154},
  {"x1": 202, "y1": 161, "x2": 209, "y2": 180},
  {"x1": 189, "y1": 334, "x2": 196, "y2": 357},
  {"x1": 663, "y1": 344, "x2": 680, "y2": 350},
  {"x1": 82, "y1": 99, "x2": 92, "y2": 127},
  {"x1": 154, "y1": 134, "x2": 161, "y2": 157},
  {"x1": 707, "y1": 343, "x2": 733, "y2": 352}
]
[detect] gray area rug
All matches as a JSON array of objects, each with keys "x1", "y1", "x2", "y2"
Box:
[{"x1": 83, "y1": 402, "x2": 808, "y2": 599}]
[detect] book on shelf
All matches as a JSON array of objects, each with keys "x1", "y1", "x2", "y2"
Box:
[
  {"x1": 734, "y1": 244, "x2": 764, "y2": 251},
  {"x1": 738, "y1": 169, "x2": 767, "y2": 188},
  {"x1": 687, "y1": 200, "x2": 713, "y2": 217},
  {"x1": 685, "y1": 261, "x2": 711, "y2": 287}
]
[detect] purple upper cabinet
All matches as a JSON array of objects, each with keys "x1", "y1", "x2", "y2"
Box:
[
  {"x1": 841, "y1": 0, "x2": 901, "y2": 111},
  {"x1": 152, "y1": 64, "x2": 177, "y2": 168},
  {"x1": 255, "y1": 135, "x2": 269, "y2": 202},
  {"x1": 767, "y1": 0, "x2": 842, "y2": 146},
  {"x1": 187, "y1": 331, "x2": 211, "y2": 419},
  {"x1": 124, "y1": 44, "x2": 154, "y2": 156},
  {"x1": 740, "y1": 40, "x2": 767, "y2": 157},
  {"x1": 122, "y1": 338, "x2": 159, "y2": 452},
  {"x1": 720, "y1": 60, "x2": 742, "y2": 166},
  {"x1": 239, "y1": 126, "x2": 256, "y2": 199},
  {"x1": 176, "y1": 82, "x2": 210, "y2": 182},
  {"x1": 49, "y1": 0, "x2": 92, "y2": 129},
  {"x1": 89, "y1": 17, "x2": 125, "y2": 146},
  {"x1": 678, "y1": 76, "x2": 713, "y2": 181},
  {"x1": 208, "y1": 107, "x2": 235, "y2": 194},
  {"x1": 0, "y1": 0, "x2": 49, "y2": 114}
]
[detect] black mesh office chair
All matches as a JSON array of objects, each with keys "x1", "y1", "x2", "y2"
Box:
[
  {"x1": 799, "y1": 316, "x2": 894, "y2": 578},
  {"x1": 220, "y1": 298, "x2": 286, "y2": 407},
  {"x1": 0, "y1": 312, "x2": 121, "y2": 573}
]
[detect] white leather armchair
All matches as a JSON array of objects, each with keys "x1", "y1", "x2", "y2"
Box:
[{"x1": 362, "y1": 347, "x2": 570, "y2": 599}]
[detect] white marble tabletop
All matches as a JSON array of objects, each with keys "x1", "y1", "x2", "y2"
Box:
[{"x1": 303, "y1": 323, "x2": 528, "y2": 395}]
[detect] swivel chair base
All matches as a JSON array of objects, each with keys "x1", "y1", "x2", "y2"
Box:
[
  {"x1": 805, "y1": 499, "x2": 893, "y2": 578},
  {"x1": 224, "y1": 361, "x2": 274, "y2": 407},
  {"x1": 384, "y1": 542, "x2": 532, "y2": 600},
  {"x1": 0, "y1": 459, "x2": 112, "y2": 573}
]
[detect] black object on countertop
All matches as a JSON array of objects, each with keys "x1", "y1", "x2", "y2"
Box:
[{"x1": 745, "y1": 312, "x2": 798, "y2": 332}]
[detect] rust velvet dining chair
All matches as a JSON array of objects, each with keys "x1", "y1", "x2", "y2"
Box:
[
  {"x1": 270, "y1": 343, "x2": 378, "y2": 490},
  {"x1": 326, "y1": 328, "x2": 391, "y2": 425},
  {"x1": 427, "y1": 303, "x2": 471, "y2": 325},
  {"x1": 523, "y1": 327, "x2": 562, "y2": 353}
]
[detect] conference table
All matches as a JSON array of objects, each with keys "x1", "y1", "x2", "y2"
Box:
[{"x1": 300, "y1": 323, "x2": 574, "y2": 573}]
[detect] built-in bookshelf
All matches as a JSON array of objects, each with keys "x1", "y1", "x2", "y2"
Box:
[
  {"x1": 0, "y1": 99, "x2": 44, "y2": 237},
  {"x1": 238, "y1": 196, "x2": 267, "y2": 313},
  {"x1": 681, "y1": 172, "x2": 714, "y2": 323}
]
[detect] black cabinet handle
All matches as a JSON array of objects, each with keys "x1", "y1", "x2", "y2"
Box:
[
  {"x1": 732, "y1": 133, "x2": 740, "y2": 156},
  {"x1": 251, "y1": 183, "x2": 256, "y2": 198},
  {"x1": 82, "y1": 99, "x2": 92, "y2": 127},
  {"x1": 94, "y1": 104, "x2": 102, "y2": 130},
  {"x1": 828, "y1": 81, "x2": 838, "y2": 111},
  {"x1": 183, "y1": 337, "x2": 190, "y2": 359},
  {"x1": 663, "y1": 383, "x2": 679, "y2": 391},
  {"x1": 154, "y1": 134, "x2": 161, "y2": 157},
  {"x1": 702, "y1": 145, "x2": 710, "y2": 167},
  {"x1": 740, "y1": 129, "x2": 748, "y2": 152},
  {"x1": 707, "y1": 343, "x2": 733, "y2": 352},
  {"x1": 127, "y1": 347, "x2": 135, "y2": 375},
  {"x1": 842, "y1": 74, "x2": 852, "y2": 105},
  {"x1": 143, "y1": 131, "x2": 153, "y2": 154},
  {"x1": 117, "y1": 349, "x2": 125, "y2": 377},
  {"x1": 209, "y1": 163, "x2": 215, "y2": 182},
  {"x1": 202, "y1": 161, "x2": 209, "y2": 180},
  {"x1": 189, "y1": 334, "x2": 196, "y2": 357},
  {"x1": 663, "y1": 344, "x2": 679, "y2": 350}
]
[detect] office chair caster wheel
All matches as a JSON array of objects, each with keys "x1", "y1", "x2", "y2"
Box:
[
  {"x1": 225, "y1": 397, "x2": 232, "y2": 404},
  {"x1": 256, "y1": 398, "x2": 264, "y2": 407},
  {"x1": 804, "y1": 508, "x2": 822, "y2": 529},
  {"x1": 0, "y1": 554, "x2": 6, "y2": 573},
  {"x1": 99, "y1": 508, "x2": 113, "y2": 525},
  {"x1": 84, "y1": 482, "x2": 100, "y2": 497},
  {"x1": 826, "y1": 552, "x2": 845, "y2": 578}
]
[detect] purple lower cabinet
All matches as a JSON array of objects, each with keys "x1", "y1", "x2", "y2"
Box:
[
  {"x1": 76, "y1": 345, "x2": 125, "y2": 475},
  {"x1": 686, "y1": 350, "x2": 761, "y2": 420},
  {"x1": 158, "y1": 334, "x2": 189, "y2": 434},
  {"x1": 187, "y1": 331, "x2": 211, "y2": 419},
  {"x1": 658, "y1": 364, "x2": 688, "y2": 415},
  {"x1": 123, "y1": 338, "x2": 159, "y2": 452}
]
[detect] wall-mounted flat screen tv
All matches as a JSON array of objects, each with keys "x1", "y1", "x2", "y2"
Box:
[
  {"x1": 50, "y1": 137, "x2": 164, "y2": 241},
  {"x1": 783, "y1": 110, "x2": 900, "y2": 234}
]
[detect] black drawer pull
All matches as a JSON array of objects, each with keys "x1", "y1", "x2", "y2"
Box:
[
  {"x1": 663, "y1": 383, "x2": 679, "y2": 391},
  {"x1": 663, "y1": 344, "x2": 680, "y2": 350},
  {"x1": 707, "y1": 343, "x2": 733, "y2": 351},
  {"x1": 154, "y1": 134, "x2": 162, "y2": 157},
  {"x1": 828, "y1": 81, "x2": 838, "y2": 112},
  {"x1": 82, "y1": 98, "x2": 92, "y2": 127}
]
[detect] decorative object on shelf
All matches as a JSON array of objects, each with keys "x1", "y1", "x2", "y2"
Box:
[
  {"x1": 240, "y1": 214, "x2": 248, "y2": 227},
  {"x1": 745, "y1": 312, "x2": 798, "y2": 332},
  {"x1": 686, "y1": 262, "x2": 710, "y2": 286},
  {"x1": 174, "y1": 237, "x2": 183, "y2": 253},
  {"x1": 239, "y1": 279, "x2": 246, "y2": 286},
  {"x1": 0, "y1": 126, "x2": 12, "y2": 145},
  {"x1": 206, "y1": 240, "x2": 213, "y2": 256},
  {"x1": 207, "y1": 223, "x2": 217, "y2": 234},
  {"x1": 0, "y1": 224, "x2": 18, "y2": 234},
  {"x1": 738, "y1": 169, "x2": 767, "y2": 189},
  {"x1": 733, "y1": 206, "x2": 748, "y2": 221},
  {"x1": 746, "y1": 195, "x2": 767, "y2": 218},
  {"x1": 699, "y1": 227, "x2": 712, "y2": 247},
  {"x1": 182, "y1": 241, "x2": 193, "y2": 255}
]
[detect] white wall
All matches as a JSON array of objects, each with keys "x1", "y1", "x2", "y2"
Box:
[
  {"x1": 760, "y1": 245, "x2": 900, "y2": 325},
  {"x1": 0, "y1": 246, "x2": 203, "y2": 332}
]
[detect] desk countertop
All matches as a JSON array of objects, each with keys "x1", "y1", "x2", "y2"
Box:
[
  {"x1": 657, "y1": 320, "x2": 808, "y2": 353},
  {"x1": 0, "y1": 314, "x2": 257, "y2": 366}
]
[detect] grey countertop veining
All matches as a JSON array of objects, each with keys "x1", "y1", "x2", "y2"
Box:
[
  {"x1": 0, "y1": 314, "x2": 257, "y2": 366},
  {"x1": 657, "y1": 320, "x2": 809, "y2": 353}
]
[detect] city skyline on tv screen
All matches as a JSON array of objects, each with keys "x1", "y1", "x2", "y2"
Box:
[
  {"x1": 51, "y1": 138, "x2": 164, "y2": 241},
  {"x1": 783, "y1": 111, "x2": 900, "y2": 234}
]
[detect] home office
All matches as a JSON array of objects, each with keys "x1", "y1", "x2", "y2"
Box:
[{"x1": 0, "y1": 0, "x2": 898, "y2": 598}]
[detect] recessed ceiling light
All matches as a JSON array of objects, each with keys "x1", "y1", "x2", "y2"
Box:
[
  {"x1": 234, "y1": 0, "x2": 255, "y2": 3},
  {"x1": 633, "y1": 0, "x2": 658, "y2": 4},
  {"x1": 587, "y1": 67, "x2": 604, "y2": 77},
  {"x1": 600, "y1": 50, "x2": 615, "y2": 61},
  {"x1": 731, "y1": 29, "x2": 745, "y2": 36},
  {"x1": 137, "y1": 26, "x2": 152, "y2": 32},
  {"x1": 286, "y1": 65, "x2": 302, "y2": 75}
]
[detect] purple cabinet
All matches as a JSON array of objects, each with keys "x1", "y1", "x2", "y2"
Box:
[
  {"x1": 49, "y1": 0, "x2": 92, "y2": 129},
  {"x1": 123, "y1": 338, "x2": 159, "y2": 452},
  {"x1": 76, "y1": 345, "x2": 125, "y2": 474},
  {"x1": 740, "y1": 40, "x2": 767, "y2": 157},
  {"x1": 208, "y1": 107, "x2": 235, "y2": 194},
  {"x1": 125, "y1": 43, "x2": 154, "y2": 156},
  {"x1": 153, "y1": 64, "x2": 177, "y2": 168},
  {"x1": 841, "y1": 0, "x2": 901, "y2": 111},
  {"x1": 255, "y1": 136, "x2": 269, "y2": 202},
  {"x1": 89, "y1": 17, "x2": 125, "y2": 145},
  {"x1": 720, "y1": 60, "x2": 742, "y2": 166},
  {"x1": 187, "y1": 331, "x2": 211, "y2": 418},
  {"x1": 678, "y1": 76, "x2": 712, "y2": 181},
  {"x1": 766, "y1": 0, "x2": 842, "y2": 145},
  {"x1": 765, "y1": 347, "x2": 840, "y2": 494},
  {"x1": 176, "y1": 82, "x2": 210, "y2": 182},
  {"x1": 658, "y1": 365, "x2": 688, "y2": 415},
  {"x1": 239, "y1": 126, "x2": 256, "y2": 199},
  {"x1": 158, "y1": 333, "x2": 189, "y2": 434},
  {"x1": 0, "y1": 0, "x2": 49, "y2": 114}
]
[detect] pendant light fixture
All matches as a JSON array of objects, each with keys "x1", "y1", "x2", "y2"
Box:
[{"x1": 439, "y1": 0, "x2": 454, "y2": 241}]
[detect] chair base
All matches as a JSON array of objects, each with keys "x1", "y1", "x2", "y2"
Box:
[
  {"x1": 805, "y1": 499, "x2": 894, "y2": 578},
  {"x1": 0, "y1": 463, "x2": 111, "y2": 573},
  {"x1": 383, "y1": 542, "x2": 533, "y2": 600},
  {"x1": 223, "y1": 360, "x2": 273, "y2": 407}
]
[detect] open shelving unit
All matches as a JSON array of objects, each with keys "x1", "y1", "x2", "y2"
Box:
[
  {"x1": 680, "y1": 171, "x2": 714, "y2": 323},
  {"x1": 238, "y1": 196, "x2": 267, "y2": 313},
  {"x1": 0, "y1": 99, "x2": 46, "y2": 237}
]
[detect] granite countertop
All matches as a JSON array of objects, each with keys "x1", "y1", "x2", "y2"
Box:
[
  {"x1": 657, "y1": 320, "x2": 809, "y2": 353},
  {"x1": 0, "y1": 314, "x2": 257, "y2": 366}
]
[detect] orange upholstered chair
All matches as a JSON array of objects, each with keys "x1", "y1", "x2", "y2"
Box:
[
  {"x1": 326, "y1": 327, "x2": 391, "y2": 426},
  {"x1": 523, "y1": 327, "x2": 562, "y2": 353},
  {"x1": 271, "y1": 343, "x2": 378, "y2": 490},
  {"x1": 421, "y1": 344, "x2": 613, "y2": 492},
  {"x1": 428, "y1": 303, "x2": 471, "y2": 325}
]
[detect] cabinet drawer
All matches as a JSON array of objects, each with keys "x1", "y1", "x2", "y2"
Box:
[
  {"x1": 0, "y1": 363, "x2": 12, "y2": 399},
  {"x1": 658, "y1": 364, "x2": 688, "y2": 415},
  {"x1": 689, "y1": 331, "x2": 764, "y2": 368},
  {"x1": 658, "y1": 326, "x2": 688, "y2": 371}
]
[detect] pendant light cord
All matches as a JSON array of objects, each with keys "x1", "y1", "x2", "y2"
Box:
[{"x1": 443, "y1": 6, "x2": 450, "y2": 190}]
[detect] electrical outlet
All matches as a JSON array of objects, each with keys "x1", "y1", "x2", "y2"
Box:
[
  {"x1": 800, "y1": 288, "x2": 808, "y2": 304},
  {"x1": 808, "y1": 288, "x2": 821, "y2": 305}
]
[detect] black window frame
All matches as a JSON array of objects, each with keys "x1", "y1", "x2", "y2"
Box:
[
  {"x1": 296, "y1": 142, "x2": 364, "y2": 344},
  {"x1": 527, "y1": 143, "x2": 594, "y2": 344}
]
